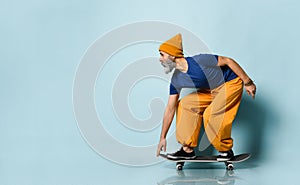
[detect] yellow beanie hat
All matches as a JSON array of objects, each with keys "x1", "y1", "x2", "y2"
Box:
[{"x1": 159, "y1": 33, "x2": 184, "y2": 58}]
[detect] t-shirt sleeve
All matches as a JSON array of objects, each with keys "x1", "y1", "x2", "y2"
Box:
[
  {"x1": 169, "y1": 83, "x2": 180, "y2": 95},
  {"x1": 205, "y1": 54, "x2": 218, "y2": 66},
  {"x1": 213, "y1": 55, "x2": 219, "y2": 64}
]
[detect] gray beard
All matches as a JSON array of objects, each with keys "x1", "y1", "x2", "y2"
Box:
[{"x1": 161, "y1": 58, "x2": 176, "y2": 74}]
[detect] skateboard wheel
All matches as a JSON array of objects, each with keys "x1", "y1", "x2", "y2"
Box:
[
  {"x1": 176, "y1": 162, "x2": 184, "y2": 171},
  {"x1": 176, "y1": 164, "x2": 183, "y2": 171},
  {"x1": 226, "y1": 164, "x2": 234, "y2": 171}
]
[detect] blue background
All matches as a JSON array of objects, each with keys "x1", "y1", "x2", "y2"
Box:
[{"x1": 1, "y1": 0, "x2": 300, "y2": 184}]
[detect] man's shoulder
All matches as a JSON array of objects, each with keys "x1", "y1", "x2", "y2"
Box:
[
  {"x1": 190, "y1": 53, "x2": 218, "y2": 58},
  {"x1": 189, "y1": 53, "x2": 219, "y2": 66}
]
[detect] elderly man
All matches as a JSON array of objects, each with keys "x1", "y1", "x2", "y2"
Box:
[{"x1": 156, "y1": 34, "x2": 256, "y2": 161}]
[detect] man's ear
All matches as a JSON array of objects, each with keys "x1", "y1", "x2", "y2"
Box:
[{"x1": 169, "y1": 55, "x2": 176, "y2": 61}]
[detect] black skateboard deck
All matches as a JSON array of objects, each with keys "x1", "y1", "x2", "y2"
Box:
[{"x1": 159, "y1": 153, "x2": 251, "y2": 170}]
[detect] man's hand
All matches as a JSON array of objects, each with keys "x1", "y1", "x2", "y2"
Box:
[
  {"x1": 156, "y1": 138, "x2": 167, "y2": 157},
  {"x1": 245, "y1": 83, "x2": 256, "y2": 99}
]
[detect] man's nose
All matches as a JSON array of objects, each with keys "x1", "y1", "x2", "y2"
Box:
[{"x1": 159, "y1": 57, "x2": 163, "y2": 62}]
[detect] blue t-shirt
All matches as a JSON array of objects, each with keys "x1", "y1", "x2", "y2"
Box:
[{"x1": 169, "y1": 54, "x2": 238, "y2": 95}]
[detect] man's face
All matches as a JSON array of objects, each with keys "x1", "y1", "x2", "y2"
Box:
[{"x1": 159, "y1": 51, "x2": 176, "y2": 74}]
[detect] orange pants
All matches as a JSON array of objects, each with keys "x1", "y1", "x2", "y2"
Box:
[{"x1": 176, "y1": 77, "x2": 243, "y2": 152}]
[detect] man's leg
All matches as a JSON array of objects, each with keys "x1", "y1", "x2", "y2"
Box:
[
  {"x1": 203, "y1": 77, "x2": 243, "y2": 159},
  {"x1": 167, "y1": 91, "x2": 211, "y2": 159}
]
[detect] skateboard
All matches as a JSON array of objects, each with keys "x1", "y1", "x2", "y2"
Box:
[{"x1": 159, "y1": 153, "x2": 251, "y2": 171}]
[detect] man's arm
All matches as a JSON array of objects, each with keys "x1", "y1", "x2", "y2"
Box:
[
  {"x1": 156, "y1": 94, "x2": 179, "y2": 156},
  {"x1": 218, "y1": 56, "x2": 256, "y2": 99}
]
